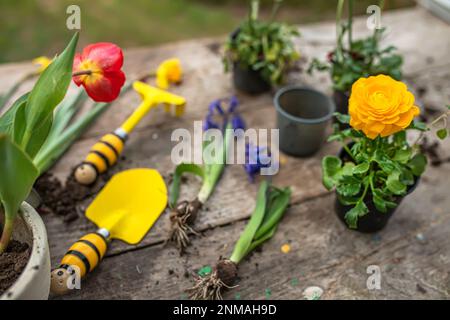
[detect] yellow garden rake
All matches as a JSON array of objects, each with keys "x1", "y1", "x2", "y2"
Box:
[{"x1": 74, "y1": 81, "x2": 186, "y2": 185}]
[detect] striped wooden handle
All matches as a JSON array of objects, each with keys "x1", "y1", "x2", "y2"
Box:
[
  {"x1": 74, "y1": 131, "x2": 125, "y2": 185},
  {"x1": 50, "y1": 232, "x2": 108, "y2": 295}
]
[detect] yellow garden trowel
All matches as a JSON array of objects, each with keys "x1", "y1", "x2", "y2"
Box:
[
  {"x1": 50, "y1": 168, "x2": 168, "y2": 295},
  {"x1": 74, "y1": 81, "x2": 186, "y2": 185}
]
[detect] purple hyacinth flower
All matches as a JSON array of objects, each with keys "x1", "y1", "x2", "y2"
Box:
[
  {"x1": 228, "y1": 96, "x2": 239, "y2": 113},
  {"x1": 231, "y1": 114, "x2": 246, "y2": 131},
  {"x1": 203, "y1": 112, "x2": 220, "y2": 131},
  {"x1": 208, "y1": 99, "x2": 224, "y2": 115},
  {"x1": 244, "y1": 143, "x2": 271, "y2": 182},
  {"x1": 204, "y1": 96, "x2": 244, "y2": 132}
]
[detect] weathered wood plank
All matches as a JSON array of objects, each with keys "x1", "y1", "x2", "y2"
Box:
[
  {"x1": 54, "y1": 161, "x2": 450, "y2": 300},
  {"x1": 42, "y1": 100, "x2": 338, "y2": 258}
]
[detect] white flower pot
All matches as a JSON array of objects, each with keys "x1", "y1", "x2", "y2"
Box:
[{"x1": 0, "y1": 202, "x2": 50, "y2": 300}]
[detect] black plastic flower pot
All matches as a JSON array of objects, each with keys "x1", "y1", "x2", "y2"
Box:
[
  {"x1": 334, "y1": 146, "x2": 420, "y2": 233},
  {"x1": 274, "y1": 86, "x2": 335, "y2": 157},
  {"x1": 232, "y1": 62, "x2": 271, "y2": 95},
  {"x1": 333, "y1": 90, "x2": 350, "y2": 129},
  {"x1": 333, "y1": 90, "x2": 350, "y2": 115},
  {"x1": 228, "y1": 28, "x2": 271, "y2": 95}
]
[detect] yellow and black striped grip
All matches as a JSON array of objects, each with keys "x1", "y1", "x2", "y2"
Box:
[
  {"x1": 84, "y1": 132, "x2": 125, "y2": 174},
  {"x1": 50, "y1": 232, "x2": 108, "y2": 295},
  {"x1": 75, "y1": 132, "x2": 126, "y2": 185}
]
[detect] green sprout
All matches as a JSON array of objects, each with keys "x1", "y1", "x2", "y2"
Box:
[{"x1": 188, "y1": 181, "x2": 291, "y2": 300}]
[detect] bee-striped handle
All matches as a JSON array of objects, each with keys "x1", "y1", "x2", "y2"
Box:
[
  {"x1": 50, "y1": 232, "x2": 109, "y2": 295},
  {"x1": 74, "y1": 131, "x2": 126, "y2": 185}
]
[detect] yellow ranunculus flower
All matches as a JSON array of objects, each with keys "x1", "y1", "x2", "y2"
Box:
[
  {"x1": 156, "y1": 58, "x2": 182, "y2": 90},
  {"x1": 349, "y1": 75, "x2": 420, "y2": 139},
  {"x1": 32, "y1": 56, "x2": 52, "y2": 74}
]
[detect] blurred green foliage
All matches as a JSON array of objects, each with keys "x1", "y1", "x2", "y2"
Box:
[{"x1": 0, "y1": 0, "x2": 414, "y2": 63}]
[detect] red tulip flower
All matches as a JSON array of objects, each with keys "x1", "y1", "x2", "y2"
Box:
[{"x1": 73, "y1": 43, "x2": 126, "y2": 102}]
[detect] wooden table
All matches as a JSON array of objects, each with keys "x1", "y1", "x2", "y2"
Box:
[{"x1": 1, "y1": 7, "x2": 449, "y2": 299}]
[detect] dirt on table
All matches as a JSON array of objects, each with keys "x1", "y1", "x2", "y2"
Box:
[
  {"x1": 0, "y1": 240, "x2": 31, "y2": 296},
  {"x1": 34, "y1": 164, "x2": 127, "y2": 223},
  {"x1": 34, "y1": 172, "x2": 104, "y2": 223}
]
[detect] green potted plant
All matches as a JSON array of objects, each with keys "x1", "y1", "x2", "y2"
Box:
[
  {"x1": 308, "y1": 0, "x2": 403, "y2": 115},
  {"x1": 224, "y1": 0, "x2": 300, "y2": 94},
  {"x1": 0, "y1": 34, "x2": 125, "y2": 299},
  {"x1": 322, "y1": 75, "x2": 448, "y2": 233}
]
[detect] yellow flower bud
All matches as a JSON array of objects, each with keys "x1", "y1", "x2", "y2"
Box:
[
  {"x1": 156, "y1": 58, "x2": 182, "y2": 89},
  {"x1": 32, "y1": 56, "x2": 53, "y2": 74}
]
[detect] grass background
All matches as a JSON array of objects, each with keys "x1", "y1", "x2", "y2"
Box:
[{"x1": 0, "y1": 0, "x2": 415, "y2": 63}]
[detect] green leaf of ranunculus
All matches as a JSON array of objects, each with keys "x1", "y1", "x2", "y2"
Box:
[
  {"x1": 344, "y1": 201, "x2": 368, "y2": 229},
  {"x1": 337, "y1": 194, "x2": 359, "y2": 205},
  {"x1": 334, "y1": 112, "x2": 350, "y2": 124},
  {"x1": 352, "y1": 162, "x2": 370, "y2": 175},
  {"x1": 407, "y1": 154, "x2": 427, "y2": 176},
  {"x1": 409, "y1": 121, "x2": 428, "y2": 131},
  {"x1": 393, "y1": 149, "x2": 412, "y2": 164},
  {"x1": 337, "y1": 182, "x2": 361, "y2": 197},
  {"x1": 342, "y1": 162, "x2": 355, "y2": 176},
  {"x1": 373, "y1": 193, "x2": 387, "y2": 213},
  {"x1": 386, "y1": 171, "x2": 406, "y2": 195},
  {"x1": 0, "y1": 135, "x2": 39, "y2": 222},
  {"x1": 373, "y1": 187, "x2": 398, "y2": 212},
  {"x1": 322, "y1": 156, "x2": 342, "y2": 190},
  {"x1": 375, "y1": 153, "x2": 396, "y2": 174},
  {"x1": 400, "y1": 169, "x2": 415, "y2": 186},
  {"x1": 436, "y1": 128, "x2": 448, "y2": 140},
  {"x1": 394, "y1": 131, "x2": 407, "y2": 146},
  {"x1": 20, "y1": 33, "x2": 79, "y2": 159}
]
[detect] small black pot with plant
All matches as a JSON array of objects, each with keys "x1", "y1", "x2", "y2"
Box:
[
  {"x1": 333, "y1": 143, "x2": 420, "y2": 233},
  {"x1": 224, "y1": 0, "x2": 300, "y2": 94},
  {"x1": 308, "y1": 0, "x2": 403, "y2": 116},
  {"x1": 322, "y1": 74, "x2": 450, "y2": 233}
]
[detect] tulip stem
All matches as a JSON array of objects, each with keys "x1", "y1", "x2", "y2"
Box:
[
  {"x1": 0, "y1": 209, "x2": 14, "y2": 254},
  {"x1": 72, "y1": 70, "x2": 92, "y2": 77}
]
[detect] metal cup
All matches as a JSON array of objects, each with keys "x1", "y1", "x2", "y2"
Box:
[{"x1": 274, "y1": 86, "x2": 335, "y2": 157}]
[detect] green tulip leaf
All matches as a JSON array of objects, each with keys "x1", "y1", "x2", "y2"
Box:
[
  {"x1": 20, "y1": 33, "x2": 79, "y2": 159},
  {"x1": 0, "y1": 135, "x2": 39, "y2": 222}
]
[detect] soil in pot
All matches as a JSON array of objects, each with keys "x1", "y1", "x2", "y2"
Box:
[
  {"x1": 335, "y1": 145, "x2": 419, "y2": 233},
  {"x1": 233, "y1": 63, "x2": 271, "y2": 95},
  {"x1": 0, "y1": 240, "x2": 31, "y2": 296}
]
